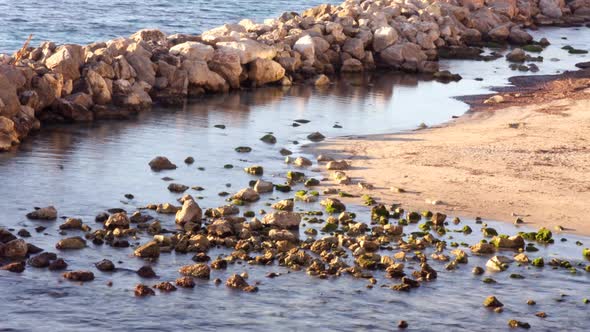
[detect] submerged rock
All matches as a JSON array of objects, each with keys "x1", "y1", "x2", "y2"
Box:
[
  {"x1": 26, "y1": 206, "x2": 57, "y2": 220},
  {"x1": 63, "y1": 271, "x2": 95, "y2": 282}
]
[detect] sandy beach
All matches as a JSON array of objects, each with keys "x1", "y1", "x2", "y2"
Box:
[{"x1": 312, "y1": 69, "x2": 590, "y2": 235}]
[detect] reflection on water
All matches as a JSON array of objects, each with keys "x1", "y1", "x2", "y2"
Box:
[{"x1": 1, "y1": 27, "x2": 590, "y2": 331}]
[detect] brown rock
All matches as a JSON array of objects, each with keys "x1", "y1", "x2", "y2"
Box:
[
  {"x1": 134, "y1": 284, "x2": 156, "y2": 296},
  {"x1": 63, "y1": 270, "x2": 95, "y2": 282}
]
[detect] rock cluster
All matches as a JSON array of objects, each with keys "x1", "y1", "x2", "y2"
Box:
[{"x1": 1, "y1": 0, "x2": 589, "y2": 151}]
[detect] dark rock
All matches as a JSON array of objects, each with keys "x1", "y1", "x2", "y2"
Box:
[
  {"x1": 95, "y1": 259, "x2": 115, "y2": 271},
  {"x1": 1, "y1": 262, "x2": 25, "y2": 273},
  {"x1": 135, "y1": 284, "x2": 155, "y2": 296},
  {"x1": 48, "y1": 258, "x2": 68, "y2": 270},
  {"x1": 63, "y1": 270, "x2": 95, "y2": 282},
  {"x1": 137, "y1": 266, "x2": 157, "y2": 278}
]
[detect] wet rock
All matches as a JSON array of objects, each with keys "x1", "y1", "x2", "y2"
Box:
[
  {"x1": 491, "y1": 235, "x2": 525, "y2": 249},
  {"x1": 307, "y1": 132, "x2": 325, "y2": 142},
  {"x1": 56, "y1": 236, "x2": 86, "y2": 250},
  {"x1": 398, "y1": 320, "x2": 408, "y2": 329},
  {"x1": 95, "y1": 259, "x2": 115, "y2": 271},
  {"x1": 134, "y1": 284, "x2": 155, "y2": 296},
  {"x1": 262, "y1": 211, "x2": 301, "y2": 229},
  {"x1": 326, "y1": 160, "x2": 349, "y2": 170},
  {"x1": 470, "y1": 242, "x2": 495, "y2": 254},
  {"x1": 63, "y1": 270, "x2": 95, "y2": 282},
  {"x1": 249, "y1": 59, "x2": 285, "y2": 86},
  {"x1": 178, "y1": 263, "x2": 210, "y2": 279},
  {"x1": 1, "y1": 262, "x2": 25, "y2": 273},
  {"x1": 134, "y1": 241, "x2": 160, "y2": 258},
  {"x1": 293, "y1": 157, "x2": 312, "y2": 167},
  {"x1": 137, "y1": 266, "x2": 157, "y2": 278},
  {"x1": 233, "y1": 188, "x2": 260, "y2": 202},
  {"x1": 95, "y1": 212, "x2": 109, "y2": 223},
  {"x1": 2, "y1": 239, "x2": 28, "y2": 258},
  {"x1": 279, "y1": 148, "x2": 292, "y2": 156},
  {"x1": 272, "y1": 199, "x2": 294, "y2": 212},
  {"x1": 244, "y1": 166, "x2": 264, "y2": 176},
  {"x1": 175, "y1": 276, "x2": 196, "y2": 288},
  {"x1": 486, "y1": 255, "x2": 512, "y2": 272},
  {"x1": 48, "y1": 258, "x2": 68, "y2": 271},
  {"x1": 184, "y1": 156, "x2": 195, "y2": 164},
  {"x1": 28, "y1": 252, "x2": 57, "y2": 268},
  {"x1": 168, "y1": 183, "x2": 189, "y2": 193},
  {"x1": 254, "y1": 180, "x2": 273, "y2": 193},
  {"x1": 26, "y1": 206, "x2": 57, "y2": 220},
  {"x1": 321, "y1": 198, "x2": 346, "y2": 214},
  {"x1": 260, "y1": 134, "x2": 276, "y2": 144},
  {"x1": 0, "y1": 229, "x2": 17, "y2": 243},
  {"x1": 508, "y1": 319, "x2": 531, "y2": 329},
  {"x1": 59, "y1": 218, "x2": 84, "y2": 230},
  {"x1": 149, "y1": 156, "x2": 177, "y2": 171},
  {"x1": 104, "y1": 212, "x2": 130, "y2": 230},
  {"x1": 314, "y1": 75, "x2": 330, "y2": 86},
  {"x1": 483, "y1": 296, "x2": 504, "y2": 308},
  {"x1": 506, "y1": 48, "x2": 526, "y2": 62},
  {"x1": 153, "y1": 281, "x2": 177, "y2": 292},
  {"x1": 175, "y1": 198, "x2": 202, "y2": 224},
  {"x1": 156, "y1": 203, "x2": 180, "y2": 214},
  {"x1": 226, "y1": 274, "x2": 257, "y2": 292}
]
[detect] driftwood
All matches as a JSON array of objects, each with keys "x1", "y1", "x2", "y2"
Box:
[{"x1": 10, "y1": 34, "x2": 33, "y2": 64}]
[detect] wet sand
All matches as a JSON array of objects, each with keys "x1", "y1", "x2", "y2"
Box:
[{"x1": 311, "y1": 69, "x2": 590, "y2": 235}]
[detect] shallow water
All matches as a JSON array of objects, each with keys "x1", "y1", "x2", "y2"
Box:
[{"x1": 1, "y1": 21, "x2": 590, "y2": 332}]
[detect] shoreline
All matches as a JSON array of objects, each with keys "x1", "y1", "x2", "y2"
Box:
[
  {"x1": 2, "y1": 0, "x2": 590, "y2": 151},
  {"x1": 309, "y1": 66, "x2": 590, "y2": 235}
]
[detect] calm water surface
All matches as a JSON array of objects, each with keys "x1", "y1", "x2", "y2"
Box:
[
  {"x1": 0, "y1": 0, "x2": 341, "y2": 53},
  {"x1": 0, "y1": 14, "x2": 590, "y2": 332}
]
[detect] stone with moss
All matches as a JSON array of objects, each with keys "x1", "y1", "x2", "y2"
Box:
[
  {"x1": 274, "y1": 184, "x2": 291, "y2": 193},
  {"x1": 260, "y1": 134, "x2": 277, "y2": 144},
  {"x1": 362, "y1": 195, "x2": 376, "y2": 206},
  {"x1": 535, "y1": 228, "x2": 552, "y2": 242},
  {"x1": 532, "y1": 257, "x2": 544, "y2": 267},
  {"x1": 584, "y1": 248, "x2": 590, "y2": 259}
]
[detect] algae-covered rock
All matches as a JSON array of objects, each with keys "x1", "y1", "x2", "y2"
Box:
[
  {"x1": 535, "y1": 228, "x2": 552, "y2": 242},
  {"x1": 321, "y1": 198, "x2": 346, "y2": 214},
  {"x1": 491, "y1": 235, "x2": 525, "y2": 249},
  {"x1": 260, "y1": 134, "x2": 277, "y2": 144},
  {"x1": 532, "y1": 257, "x2": 544, "y2": 267}
]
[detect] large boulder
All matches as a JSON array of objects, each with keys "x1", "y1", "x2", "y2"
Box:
[
  {"x1": 130, "y1": 29, "x2": 167, "y2": 44},
  {"x1": 216, "y1": 39, "x2": 277, "y2": 64},
  {"x1": 293, "y1": 35, "x2": 315, "y2": 61},
  {"x1": 33, "y1": 73, "x2": 63, "y2": 109},
  {"x1": 539, "y1": 0, "x2": 564, "y2": 18},
  {"x1": 175, "y1": 198, "x2": 202, "y2": 224},
  {"x1": 380, "y1": 42, "x2": 427, "y2": 70},
  {"x1": 2, "y1": 239, "x2": 28, "y2": 258},
  {"x1": 44, "y1": 44, "x2": 84, "y2": 81},
  {"x1": 0, "y1": 116, "x2": 19, "y2": 151},
  {"x1": 208, "y1": 49, "x2": 242, "y2": 89},
  {"x1": 0, "y1": 73, "x2": 22, "y2": 118},
  {"x1": 486, "y1": 0, "x2": 519, "y2": 18},
  {"x1": 373, "y1": 26, "x2": 398, "y2": 52},
  {"x1": 125, "y1": 43, "x2": 156, "y2": 86},
  {"x1": 343, "y1": 38, "x2": 365, "y2": 60},
  {"x1": 182, "y1": 60, "x2": 227, "y2": 92},
  {"x1": 86, "y1": 69, "x2": 112, "y2": 105},
  {"x1": 170, "y1": 42, "x2": 214, "y2": 61},
  {"x1": 248, "y1": 59, "x2": 285, "y2": 86}
]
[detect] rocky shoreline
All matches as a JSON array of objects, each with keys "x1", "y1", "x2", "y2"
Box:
[{"x1": 1, "y1": 0, "x2": 590, "y2": 151}]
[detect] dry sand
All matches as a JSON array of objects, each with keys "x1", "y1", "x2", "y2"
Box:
[{"x1": 311, "y1": 71, "x2": 590, "y2": 235}]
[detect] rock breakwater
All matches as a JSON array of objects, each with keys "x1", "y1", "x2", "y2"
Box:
[{"x1": 1, "y1": 0, "x2": 590, "y2": 151}]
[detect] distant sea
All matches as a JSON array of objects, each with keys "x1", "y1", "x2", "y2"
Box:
[{"x1": 0, "y1": 0, "x2": 340, "y2": 53}]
